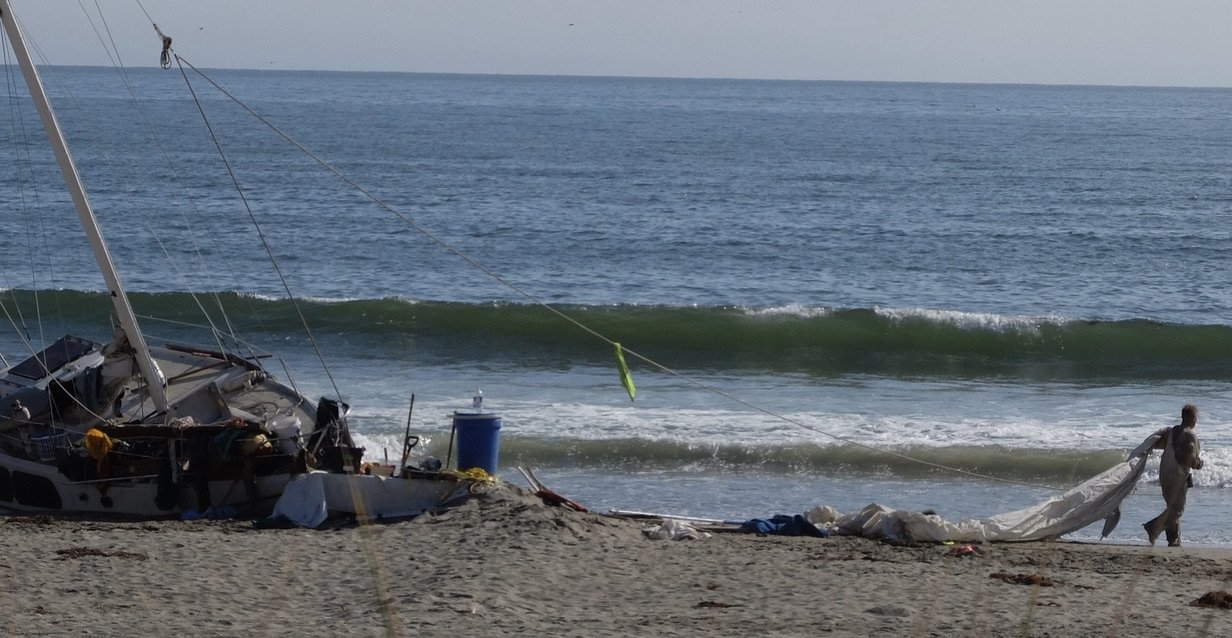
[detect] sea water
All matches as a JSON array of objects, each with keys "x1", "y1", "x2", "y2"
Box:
[{"x1": 3, "y1": 66, "x2": 1232, "y2": 543}]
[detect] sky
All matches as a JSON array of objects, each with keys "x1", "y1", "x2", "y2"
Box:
[{"x1": 9, "y1": 0, "x2": 1232, "y2": 87}]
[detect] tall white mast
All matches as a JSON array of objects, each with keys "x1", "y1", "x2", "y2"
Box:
[{"x1": 0, "y1": 0, "x2": 170, "y2": 413}]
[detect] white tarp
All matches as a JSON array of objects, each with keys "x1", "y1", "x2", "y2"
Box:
[
  {"x1": 641, "y1": 519, "x2": 713, "y2": 541},
  {"x1": 809, "y1": 433, "x2": 1160, "y2": 543}
]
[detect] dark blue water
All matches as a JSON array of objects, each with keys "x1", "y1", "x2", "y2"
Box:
[
  {"x1": 3, "y1": 66, "x2": 1232, "y2": 542},
  {"x1": 10, "y1": 69, "x2": 1232, "y2": 317}
]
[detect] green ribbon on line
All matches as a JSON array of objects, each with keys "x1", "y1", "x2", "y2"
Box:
[{"x1": 614, "y1": 342, "x2": 635, "y2": 401}]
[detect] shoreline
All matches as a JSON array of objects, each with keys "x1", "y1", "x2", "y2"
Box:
[{"x1": 2, "y1": 484, "x2": 1231, "y2": 637}]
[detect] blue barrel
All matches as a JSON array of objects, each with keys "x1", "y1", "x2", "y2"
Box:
[{"x1": 453, "y1": 412, "x2": 502, "y2": 473}]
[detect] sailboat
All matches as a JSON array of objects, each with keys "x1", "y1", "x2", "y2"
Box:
[{"x1": 0, "y1": 1, "x2": 472, "y2": 520}]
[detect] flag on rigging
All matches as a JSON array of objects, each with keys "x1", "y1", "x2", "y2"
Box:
[{"x1": 614, "y1": 342, "x2": 635, "y2": 401}]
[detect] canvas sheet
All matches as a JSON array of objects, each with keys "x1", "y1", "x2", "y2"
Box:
[{"x1": 809, "y1": 433, "x2": 1161, "y2": 543}]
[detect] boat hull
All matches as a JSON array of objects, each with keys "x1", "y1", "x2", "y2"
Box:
[
  {"x1": 0, "y1": 452, "x2": 294, "y2": 517},
  {"x1": 269, "y1": 471, "x2": 474, "y2": 528}
]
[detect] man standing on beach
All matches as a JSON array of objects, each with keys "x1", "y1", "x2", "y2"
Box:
[{"x1": 1143, "y1": 404, "x2": 1203, "y2": 547}]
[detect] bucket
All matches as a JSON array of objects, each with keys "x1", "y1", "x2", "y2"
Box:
[
  {"x1": 268, "y1": 414, "x2": 302, "y2": 454},
  {"x1": 452, "y1": 412, "x2": 501, "y2": 474}
]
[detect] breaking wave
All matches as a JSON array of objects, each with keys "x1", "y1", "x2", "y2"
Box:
[
  {"x1": 396, "y1": 436, "x2": 1127, "y2": 484},
  {"x1": 5, "y1": 289, "x2": 1232, "y2": 381}
]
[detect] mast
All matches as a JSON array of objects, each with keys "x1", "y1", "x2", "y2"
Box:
[{"x1": 0, "y1": 1, "x2": 170, "y2": 413}]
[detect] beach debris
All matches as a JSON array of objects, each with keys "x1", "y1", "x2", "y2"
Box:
[
  {"x1": 608, "y1": 509, "x2": 735, "y2": 525},
  {"x1": 55, "y1": 547, "x2": 148, "y2": 561},
  {"x1": 990, "y1": 571, "x2": 1054, "y2": 587},
  {"x1": 1191, "y1": 591, "x2": 1232, "y2": 609},
  {"x1": 696, "y1": 600, "x2": 739, "y2": 609},
  {"x1": 947, "y1": 543, "x2": 982, "y2": 557},
  {"x1": 739, "y1": 514, "x2": 828, "y2": 537},
  {"x1": 642, "y1": 519, "x2": 711, "y2": 540},
  {"x1": 181, "y1": 505, "x2": 240, "y2": 521},
  {"x1": 517, "y1": 466, "x2": 588, "y2": 511}
]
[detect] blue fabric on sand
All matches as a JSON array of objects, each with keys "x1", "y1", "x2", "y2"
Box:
[{"x1": 740, "y1": 514, "x2": 827, "y2": 537}]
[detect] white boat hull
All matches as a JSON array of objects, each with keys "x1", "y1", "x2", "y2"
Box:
[{"x1": 0, "y1": 452, "x2": 295, "y2": 517}]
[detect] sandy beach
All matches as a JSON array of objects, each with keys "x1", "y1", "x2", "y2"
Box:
[{"x1": 1, "y1": 483, "x2": 1230, "y2": 638}]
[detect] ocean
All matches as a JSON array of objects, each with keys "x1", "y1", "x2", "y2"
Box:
[{"x1": 3, "y1": 66, "x2": 1232, "y2": 543}]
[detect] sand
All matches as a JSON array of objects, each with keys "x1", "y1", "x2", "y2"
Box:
[{"x1": 1, "y1": 483, "x2": 1230, "y2": 638}]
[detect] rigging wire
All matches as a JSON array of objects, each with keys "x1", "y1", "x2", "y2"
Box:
[
  {"x1": 167, "y1": 56, "x2": 1066, "y2": 492},
  {"x1": 85, "y1": 2, "x2": 310, "y2": 418},
  {"x1": 0, "y1": 29, "x2": 43, "y2": 351},
  {"x1": 0, "y1": 4, "x2": 213, "y2": 427},
  {"x1": 0, "y1": 13, "x2": 88, "y2": 383},
  {"x1": 83, "y1": 0, "x2": 279, "y2": 367},
  {"x1": 170, "y1": 56, "x2": 349, "y2": 408},
  {"x1": 0, "y1": 2, "x2": 312, "y2": 431},
  {"x1": 87, "y1": 2, "x2": 233, "y2": 347}
]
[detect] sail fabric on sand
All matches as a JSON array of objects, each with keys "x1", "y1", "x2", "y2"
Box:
[{"x1": 813, "y1": 433, "x2": 1159, "y2": 543}]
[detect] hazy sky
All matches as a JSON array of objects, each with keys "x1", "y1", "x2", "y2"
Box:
[{"x1": 11, "y1": 1, "x2": 1232, "y2": 87}]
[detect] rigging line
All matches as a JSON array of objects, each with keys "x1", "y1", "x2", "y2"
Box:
[
  {"x1": 171, "y1": 57, "x2": 347, "y2": 406},
  {"x1": 0, "y1": 40, "x2": 32, "y2": 337},
  {"x1": 0, "y1": 42, "x2": 31, "y2": 341},
  {"x1": 172, "y1": 56, "x2": 1067, "y2": 492},
  {"x1": 172, "y1": 57, "x2": 631, "y2": 355},
  {"x1": 133, "y1": 0, "x2": 158, "y2": 34},
  {"x1": 12, "y1": 17, "x2": 92, "y2": 350},
  {"x1": 122, "y1": 12, "x2": 313, "y2": 367},
  {"x1": 0, "y1": 297, "x2": 35, "y2": 363},
  {"x1": 92, "y1": 4, "x2": 234, "y2": 355},
  {"x1": 177, "y1": 56, "x2": 559, "y2": 308},
  {"x1": 0, "y1": 26, "x2": 52, "y2": 350},
  {"x1": 84, "y1": 1, "x2": 246, "y2": 357},
  {"x1": 133, "y1": 1, "x2": 174, "y2": 70},
  {"x1": 135, "y1": 313, "x2": 289, "y2": 370},
  {"x1": 89, "y1": 2, "x2": 233, "y2": 354},
  {"x1": 145, "y1": 228, "x2": 232, "y2": 355},
  {"x1": 83, "y1": 4, "x2": 226, "y2": 358},
  {"x1": 12, "y1": 7, "x2": 146, "y2": 357},
  {"x1": 77, "y1": 1, "x2": 119, "y2": 68},
  {"x1": 0, "y1": 9, "x2": 230, "y2": 430},
  {"x1": 0, "y1": 10, "x2": 165, "y2": 427}
]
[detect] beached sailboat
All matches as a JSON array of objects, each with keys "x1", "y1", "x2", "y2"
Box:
[{"x1": 0, "y1": 1, "x2": 471, "y2": 520}]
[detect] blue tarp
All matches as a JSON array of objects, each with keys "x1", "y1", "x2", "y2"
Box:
[{"x1": 740, "y1": 514, "x2": 828, "y2": 537}]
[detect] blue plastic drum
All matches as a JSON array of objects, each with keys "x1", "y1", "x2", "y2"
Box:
[{"x1": 452, "y1": 412, "x2": 501, "y2": 473}]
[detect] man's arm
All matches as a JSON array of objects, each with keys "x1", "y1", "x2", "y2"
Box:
[{"x1": 1151, "y1": 427, "x2": 1171, "y2": 450}]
